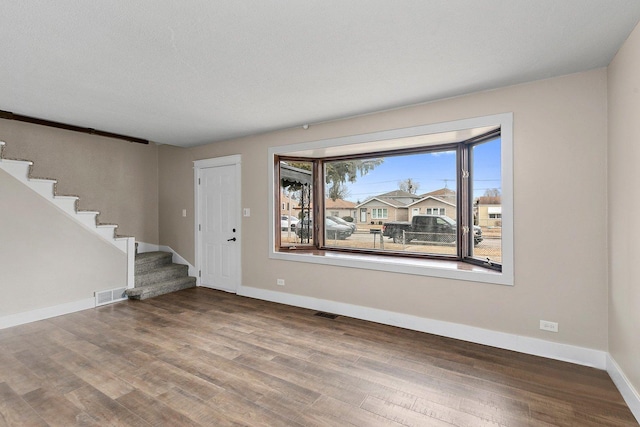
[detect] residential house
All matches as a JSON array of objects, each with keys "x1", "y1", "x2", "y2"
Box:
[
  {"x1": 476, "y1": 195, "x2": 502, "y2": 228},
  {"x1": 325, "y1": 198, "x2": 356, "y2": 220},
  {"x1": 407, "y1": 188, "x2": 458, "y2": 221},
  {"x1": 355, "y1": 190, "x2": 420, "y2": 225},
  {"x1": 280, "y1": 191, "x2": 297, "y2": 217},
  {"x1": 1, "y1": 4, "x2": 639, "y2": 423}
]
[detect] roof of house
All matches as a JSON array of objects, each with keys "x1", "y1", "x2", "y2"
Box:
[
  {"x1": 476, "y1": 196, "x2": 502, "y2": 205},
  {"x1": 407, "y1": 195, "x2": 456, "y2": 208},
  {"x1": 420, "y1": 187, "x2": 456, "y2": 199},
  {"x1": 377, "y1": 190, "x2": 415, "y2": 198},
  {"x1": 325, "y1": 198, "x2": 356, "y2": 209},
  {"x1": 355, "y1": 197, "x2": 402, "y2": 209},
  {"x1": 280, "y1": 163, "x2": 312, "y2": 186},
  {"x1": 367, "y1": 189, "x2": 422, "y2": 207}
]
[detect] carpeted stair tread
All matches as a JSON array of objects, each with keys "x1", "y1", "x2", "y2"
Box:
[
  {"x1": 126, "y1": 276, "x2": 196, "y2": 300},
  {"x1": 129, "y1": 250, "x2": 197, "y2": 300},
  {"x1": 135, "y1": 263, "x2": 189, "y2": 287},
  {"x1": 135, "y1": 251, "x2": 173, "y2": 273}
]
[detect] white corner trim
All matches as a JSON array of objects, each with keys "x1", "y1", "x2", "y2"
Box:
[
  {"x1": 0, "y1": 297, "x2": 95, "y2": 330},
  {"x1": 135, "y1": 242, "x2": 197, "y2": 279},
  {"x1": 125, "y1": 237, "x2": 135, "y2": 289},
  {"x1": 607, "y1": 354, "x2": 640, "y2": 423},
  {"x1": 136, "y1": 241, "x2": 160, "y2": 253},
  {"x1": 237, "y1": 285, "x2": 607, "y2": 369},
  {"x1": 160, "y1": 245, "x2": 197, "y2": 278}
]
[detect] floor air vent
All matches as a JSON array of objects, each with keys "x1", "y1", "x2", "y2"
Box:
[
  {"x1": 95, "y1": 287, "x2": 128, "y2": 307},
  {"x1": 315, "y1": 311, "x2": 339, "y2": 319}
]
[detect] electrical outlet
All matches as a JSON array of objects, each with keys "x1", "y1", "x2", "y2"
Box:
[
  {"x1": 276, "y1": 279, "x2": 285, "y2": 286},
  {"x1": 540, "y1": 320, "x2": 558, "y2": 332}
]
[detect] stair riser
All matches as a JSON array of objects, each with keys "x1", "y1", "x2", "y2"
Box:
[
  {"x1": 0, "y1": 159, "x2": 31, "y2": 181},
  {"x1": 76, "y1": 213, "x2": 98, "y2": 227},
  {"x1": 135, "y1": 256, "x2": 173, "y2": 274},
  {"x1": 135, "y1": 265, "x2": 189, "y2": 287},
  {"x1": 127, "y1": 277, "x2": 196, "y2": 300},
  {"x1": 97, "y1": 226, "x2": 117, "y2": 240},
  {"x1": 27, "y1": 180, "x2": 57, "y2": 199},
  {"x1": 53, "y1": 197, "x2": 78, "y2": 215}
]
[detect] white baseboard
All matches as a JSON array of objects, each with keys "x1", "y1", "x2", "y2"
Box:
[
  {"x1": 0, "y1": 297, "x2": 95, "y2": 330},
  {"x1": 237, "y1": 285, "x2": 607, "y2": 369},
  {"x1": 607, "y1": 354, "x2": 640, "y2": 423},
  {"x1": 136, "y1": 241, "x2": 160, "y2": 254},
  {"x1": 136, "y1": 242, "x2": 197, "y2": 279}
]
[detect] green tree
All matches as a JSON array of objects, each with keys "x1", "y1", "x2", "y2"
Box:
[
  {"x1": 287, "y1": 159, "x2": 383, "y2": 200},
  {"x1": 324, "y1": 159, "x2": 383, "y2": 200}
]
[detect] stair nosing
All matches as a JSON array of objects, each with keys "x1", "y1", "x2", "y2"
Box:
[
  {"x1": 29, "y1": 177, "x2": 57, "y2": 183},
  {"x1": 1, "y1": 158, "x2": 33, "y2": 165}
]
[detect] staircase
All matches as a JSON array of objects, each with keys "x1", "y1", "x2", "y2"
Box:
[
  {"x1": 0, "y1": 140, "x2": 132, "y2": 251},
  {"x1": 0, "y1": 140, "x2": 135, "y2": 290},
  {"x1": 127, "y1": 251, "x2": 196, "y2": 300},
  {"x1": 0, "y1": 139, "x2": 195, "y2": 304}
]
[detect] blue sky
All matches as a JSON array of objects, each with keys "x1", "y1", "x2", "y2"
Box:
[{"x1": 339, "y1": 138, "x2": 501, "y2": 203}]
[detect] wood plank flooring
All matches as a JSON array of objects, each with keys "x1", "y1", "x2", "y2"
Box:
[{"x1": 0, "y1": 287, "x2": 636, "y2": 426}]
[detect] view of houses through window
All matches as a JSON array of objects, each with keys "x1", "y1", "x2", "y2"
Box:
[{"x1": 277, "y1": 128, "x2": 502, "y2": 269}]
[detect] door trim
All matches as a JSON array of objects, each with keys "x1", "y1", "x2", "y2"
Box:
[{"x1": 194, "y1": 155, "x2": 242, "y2": 291}]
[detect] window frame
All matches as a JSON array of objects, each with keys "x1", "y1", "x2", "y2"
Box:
[
  {"x1": 269, "y1": 113, "x2": 513, "y2": 286},
  {"x1": 371, "y1": 208, "x2": 388, "y2": 220},
  {"x1": 426, "y1": 207, "x2": 446, "y2": 215}
]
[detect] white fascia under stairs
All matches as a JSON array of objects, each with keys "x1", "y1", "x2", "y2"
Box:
[{"x1": 0, "y1": 140, "x2": 135, "y2": 289}]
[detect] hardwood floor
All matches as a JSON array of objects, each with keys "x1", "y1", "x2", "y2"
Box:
[{"x1": 0, "y1": 287, "x2": 636, "y2": 426}]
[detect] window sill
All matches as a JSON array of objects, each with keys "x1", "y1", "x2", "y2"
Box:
[{"x1": 270, "y1": 248, "x2": 512, "y2": 286}]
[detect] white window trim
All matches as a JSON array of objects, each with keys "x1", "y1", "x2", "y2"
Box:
[
  {"x1": 268, "y1": 113, "x2": 513, "y2": 286},
  {"x1": 426, "y1": 208, "x2": 446, "y2": 215},
  {"x1": 371, "y1": 208, "x2": 388, "y2": 219}
]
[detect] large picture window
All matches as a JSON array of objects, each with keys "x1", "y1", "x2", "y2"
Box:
[{"x1": 270, "y1": 113, "x2": 513, "y2": 285}]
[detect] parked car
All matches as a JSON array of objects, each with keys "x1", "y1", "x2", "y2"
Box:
[
  {"x1": 326, "y1": 215, "x2": 357, "y2": 233},
  {"x1": 383, "y1": 215, "x2": 483, "y2": 246},
  {"x1": 296, "y1": 218, "x2": 353, "y2": 240},
  {"x1": 281, "y1": 215, "x2": 300, "y2": 230}
]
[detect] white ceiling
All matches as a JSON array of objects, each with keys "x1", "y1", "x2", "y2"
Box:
[{"x1": 1, "y1": 1, "x2": 640, "y2": 147}]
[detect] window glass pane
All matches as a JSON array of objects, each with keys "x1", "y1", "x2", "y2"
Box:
[
  {"x1": 323, "y1": 150, "x2": 457, "y2": 256},
  {"x1": 279, "y1": 161, "x2": 313, "y2": 246},
  {"x1": 471, "y1": 138, "x2": 502, "y2": 263}
]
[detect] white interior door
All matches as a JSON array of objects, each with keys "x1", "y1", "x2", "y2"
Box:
[{"x1": 198, "y1": 164, "x2": 240, "y2": 292}]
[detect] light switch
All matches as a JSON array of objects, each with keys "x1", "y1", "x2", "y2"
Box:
[
  {"x1": 182, "y1": 209, "x2": 187, "y2": 217},
  {"x1": 243, "y1": 208, "x2": 251, "y2": 217}
]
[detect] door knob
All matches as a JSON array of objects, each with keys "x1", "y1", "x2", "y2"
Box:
[{"x1": 227, "y1": 237, "x2": 236, "y2": 242}]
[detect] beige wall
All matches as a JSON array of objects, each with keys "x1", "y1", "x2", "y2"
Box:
[
  {"x1": 608, "y1": 23, "x2": 640, "y2": 395},
  {"x1": 0, "y1": 120, "x2": 159, "y2": 243},
  {"x1": 0, "y1": 169, "x2": 127, "y2": 316},
  {"x1": 159, "y1": 68, "x2": 609, "y2": 351}
]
